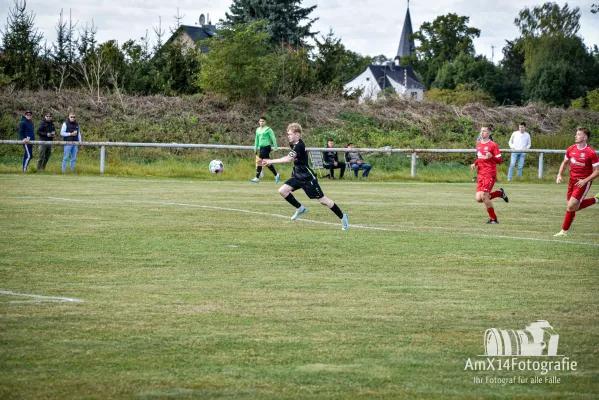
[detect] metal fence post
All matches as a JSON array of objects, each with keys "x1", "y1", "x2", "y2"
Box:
[
  {"x1": 411, "y1": 152, "x2": 417, "y2": 178},
  {"x1": 538, "y1": 152, "x2": 544, "y2": 180},
  {"x1": 100, "y1": 146, "x2": 105, "y2": 174}
]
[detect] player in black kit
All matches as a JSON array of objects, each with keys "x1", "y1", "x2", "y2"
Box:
[{"x1": 263, "y1": 123, "x2": 349, "y2": 230}]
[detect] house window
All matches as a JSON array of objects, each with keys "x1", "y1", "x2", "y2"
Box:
[
  {"x1": 366, "y1": 77, "x2": 370, "y2": 81},
  {"x1": 411, "y1": 92, "x2": 418, "y2": 98}
]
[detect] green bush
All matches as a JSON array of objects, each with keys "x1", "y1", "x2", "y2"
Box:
[
  {"x1": 570, "y1": 97, "x2": 586, "y2": 109},
  {"x1": 425, "y1": 85, "x2": 495, "y2": 106},
  {"x1": 587, "y1": 89, "x2": 599, "y2": 112}
]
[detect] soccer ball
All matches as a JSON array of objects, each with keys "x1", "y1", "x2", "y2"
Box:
[{"x1": 209, "y1": 160, "x2": 224, "y2": 174}]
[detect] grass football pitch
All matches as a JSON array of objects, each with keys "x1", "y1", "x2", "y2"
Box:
[{"x1": 1, "y1": 174, "x2": 598, "y2": 399}]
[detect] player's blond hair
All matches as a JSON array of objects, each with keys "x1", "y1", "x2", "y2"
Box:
[{"x1": 287, "y1": 123, "x2": 302, "y2": 135}]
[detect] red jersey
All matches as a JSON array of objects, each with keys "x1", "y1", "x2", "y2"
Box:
[
  {"x1": 475, "y1": 140, "x2": 502, "y2": 177},
  {"x1": 565, "y1": 144, "x2": 599, "y2": 180}
]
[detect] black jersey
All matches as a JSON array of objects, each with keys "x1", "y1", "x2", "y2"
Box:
[{"x1": 289, "y1": 139, "x2": 316, "y2": 182}]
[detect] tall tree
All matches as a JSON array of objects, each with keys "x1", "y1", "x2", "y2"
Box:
[
  {"x1": 153, "y1": 16, "x2": 165, "y2": 54},
  {"x1": 66, "y1": 9, "x2": 77, "y2": 66},
  {"x1": 314, "y1": 30, "x2": 372, "y2": 91},
  {"x1": 523, "y1": 35, "x2": 596, "y2": 106},
  {"x1": 498, "y1": 39, "x2": 525, "y2": 104},
  {"x1": 432, "y1": 52, "x2": 519, "y2": 105},
  {"x1": 78, "y1": 20, "x2": 97, "y2": 59},
  {"x1": 161, "y1": 42, "x2": 201, "y2": 95},
  {"x1": 224, "y1": 0, "x2": 318, "y2": 46},
  {"x1": 197, "y1": 22, "x2": 275, "y2": 101},
  {"x1": 171, "y1": 8, "x2": 185, "y2": 33},
  {"x1": 269, "y1": 46, "x2": 317, "y2": 97},
  {"x1": 0, "y1": 0, "x2": 43, "y2": 88},
  {"x1": 515, "y1": 2, "x2": 581, "y2": 37},
  {"x1": 500, "y1": 39, "x2": 525, "y2": 78},
  {"x1": 53, "y1": 9, "x2": 71, "y2": 92},
  {"x1": 514, "y1": 3, "x2": 598, "y2": 105},
  {"x1": 409, "y1": 13, "x2": 480, "y2": 88}
]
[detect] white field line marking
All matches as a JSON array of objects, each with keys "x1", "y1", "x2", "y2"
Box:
[
  {"x1": 38, "y1": 196, "x2": 599, "y2": 248},
  {"x1": 47, "y1": 197, "x2": 84, "y2": 202},
  {"x1": 376, "y1": 223, "x2": 599, "y2": 237},
  {"x1": 0, "y1": 175, "x2": 198, "y2": 185},
  {"x1": 0, "y1": 290, "x2": 85, "y2": 303}
]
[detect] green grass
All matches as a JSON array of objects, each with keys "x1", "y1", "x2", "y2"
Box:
[
  {"x1": 0, "y1": 148, "x2": 568, "y2": 183},
  {"x1": 0, "y1": 174, "x2": 598, "y2": 399}
]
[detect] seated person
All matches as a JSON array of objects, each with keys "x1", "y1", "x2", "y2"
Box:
[
  {"x1": 323, "y1": 139, "x2": 346, "y2": 179},
  {"x1": 345, "y1": 143, "x2": 372, "y2": 178}
]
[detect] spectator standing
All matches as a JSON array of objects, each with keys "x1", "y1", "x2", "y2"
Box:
[
  {"x1": 324, "y1": 139, "x2": 345, "y2": 179},
  {"x1": 37, "y1": 113, "x2": 56, "y2": 171},
  {"x1": 61, "y1": 112, "x2": 82, "y2": 173},
  {"x1": 508, "y1": 122, "x2": 532, "y2": 181},
  {"x1": 18, "y1": 110, "x2": 35, "y2": 172},
  {"x1": 345, "y1": 143, "x2": 372, "y2": 178}
]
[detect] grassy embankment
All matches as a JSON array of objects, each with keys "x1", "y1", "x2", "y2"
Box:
[{"x1": 1, "y1": 90, "x2": 598, "y2": 181}]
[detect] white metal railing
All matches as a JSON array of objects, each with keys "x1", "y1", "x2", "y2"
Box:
[{"x1": 0, "y1": 140, "x2": 566, "y2": 179}]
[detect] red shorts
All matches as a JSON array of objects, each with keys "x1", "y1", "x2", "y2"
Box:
[
  {"x1": 476, "y1": 175, "x2": 496, "y2": 193},
  {"x1": 567, "y1": 179, "x2": 592, "y2": 202}
]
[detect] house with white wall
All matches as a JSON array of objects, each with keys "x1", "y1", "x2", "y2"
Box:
[
  {"x1": 165, "y1": 14, "x2": 216, "y2": 53},
  {"x1": 344, "y1": 4, "x2": 424, "y2": 102}
]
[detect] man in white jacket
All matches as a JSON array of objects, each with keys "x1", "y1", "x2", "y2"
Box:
[{"x1": 508, "y1": 122, "x2": 531, "y2": 181}]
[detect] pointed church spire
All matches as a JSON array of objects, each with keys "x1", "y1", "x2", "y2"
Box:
[{"x1": 396, "y1": 2, "x2": 415, "y2": 59}]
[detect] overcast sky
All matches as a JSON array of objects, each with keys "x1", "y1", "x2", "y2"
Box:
[{"x1": 1, "y1": 0, "x2": 597, "y2": 63}]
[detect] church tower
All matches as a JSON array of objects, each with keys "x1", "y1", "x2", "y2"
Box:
[{"x1": 395, "y1": 1, "x2": 415, "y2": 60}]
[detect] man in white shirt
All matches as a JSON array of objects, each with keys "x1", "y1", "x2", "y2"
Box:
[{"x1": 508, "y1": 122, "x2": 532, "y2": 181}]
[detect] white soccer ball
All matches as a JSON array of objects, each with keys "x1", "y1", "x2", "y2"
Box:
[{"x1": 209, "y1": 160, "x2": 224, "y2": 174}]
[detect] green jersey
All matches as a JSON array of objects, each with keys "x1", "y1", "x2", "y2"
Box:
[{"x1": 254, "y1": 126, "x2": 278, "y2": 151}]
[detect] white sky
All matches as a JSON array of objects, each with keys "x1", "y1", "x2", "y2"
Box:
[{"x1": 1, "y1": 0, "x2": 597, "y2": 64}]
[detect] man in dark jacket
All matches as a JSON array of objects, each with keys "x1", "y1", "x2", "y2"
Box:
[
  {"x1": 17, "y1": 110, "x2": 35, "y2": 172},
  {"x1": 323, "y1": 139, "x2": 346, "y2": 179},
  {"x1": 37, "y1": 113, "x2": 56, "y2": 171}
]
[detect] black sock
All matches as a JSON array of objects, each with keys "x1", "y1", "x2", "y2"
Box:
[
  {"x1": 285, "y1": 194, "x2": 302, "y2": 209},
  {"x1": 330, "y1": 203, "x2": 344, "y2": 219},
  {"x1": 268, "y1": 165, "x2": 278, "y2": 176},
  {"x1": 255, "y1": 166, "x2": 263, "y2": 179}
]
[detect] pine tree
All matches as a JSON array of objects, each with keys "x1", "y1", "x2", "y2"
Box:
[
  {"x1": 53, "y1": 9, "x2": 71, "y2": 91},
  {"x1": 66, "y1": 9, "x2": 77, "y2": 66},
  {"x1": 224, "y1": 0, "x2": 318, "y2": 46},
  {"x1": 0, "y1": 0, "x2": 43, "y2": 88},
  {"x1": 153, "y1": 16, "x2": 165, "y2": 54},
  {"x1": 54, "y1": 10, "x2": 68, "y2": 64}
]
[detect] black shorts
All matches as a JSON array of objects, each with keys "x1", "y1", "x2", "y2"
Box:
[
  {"x1": 258, "y1": 146, "x2": 272, "y2": 159},
  {"x1": 285, "y1": 177, "x2": 324, "y2": 199}
]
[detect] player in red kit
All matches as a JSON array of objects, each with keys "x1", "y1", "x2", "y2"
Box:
[
  {"x1": 471, "y1": 125, "x2": 509, "y2": 224},
  {"x1": 554, "y1": 127, "x2": 599, "y2": 237}
]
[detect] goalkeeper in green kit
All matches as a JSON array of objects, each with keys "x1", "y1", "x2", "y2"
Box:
[{"x1": 251, "y1": 117, "x2": 280, "y2": 183}]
